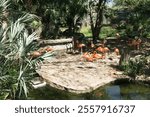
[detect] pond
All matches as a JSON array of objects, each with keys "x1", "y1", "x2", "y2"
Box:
[{"x1": 28, "y1": 79, "x2": 150, "y2": 100}]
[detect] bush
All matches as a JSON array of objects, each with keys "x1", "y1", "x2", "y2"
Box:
[
  {"x1": 0, "y1": 1, "x2": 41, "y2": 99},
  {"x1": 121, "y1": 55, "x2": 149, "y2": 78}
]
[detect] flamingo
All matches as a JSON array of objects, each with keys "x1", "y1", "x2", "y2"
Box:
[{"x1": 114, "y1": 48, "x2": 120, "y2": 55}]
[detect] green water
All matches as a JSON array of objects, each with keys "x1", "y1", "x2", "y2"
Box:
[{"x1": 28, "y1": 79, "x2": 150, "y2": 100}]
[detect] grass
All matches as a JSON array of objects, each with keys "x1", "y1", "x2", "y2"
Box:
[
  {"x1": 100, "y1": 26, "x2": 117, "y2": 38},
  {"x1": 80, "y1": 26, "x2": 117, "y2": 39},
  {"x1": 80, "y1": 26, "x2": 92, "y2": 37}
]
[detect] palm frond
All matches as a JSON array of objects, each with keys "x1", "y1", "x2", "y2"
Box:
[
  {"x1": 9, "y1": 21, "x2": 24, "y2": 42},
  {"x1": 25, "y1": 31, "x2": 39, "y2": 46},
  {"x1": 18, "y1": 13, "x2": 39, "y2": 24},
  {"x1": 0, "y1": 0, "x2": 10, "y2": 12},
  {"x1": 18, "y1": 30, "x2": 39, "y2": 58},
  {"x1": 0, "y1": 2, "x2": 41, "y2": 99}
]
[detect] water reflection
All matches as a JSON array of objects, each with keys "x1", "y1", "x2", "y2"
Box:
[
  {"x1": 104, "y1": 85, "x2": 150, "y2": 100},
  {"x1": 29, "y1": 80, "x2": 150, "y2": 100},
  {"x1": 105, "y1": 86, "x2": 121, "y2": 100}
]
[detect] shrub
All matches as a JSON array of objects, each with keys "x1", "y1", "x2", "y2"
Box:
[{"x1": 120, "y1": 56, "x2": 148, "y2": 78}]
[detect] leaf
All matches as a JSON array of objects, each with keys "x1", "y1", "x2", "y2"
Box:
[
  {"x1": 39, "y1": 51, "x2": 55, "y2": 60},
  {"x1": 12, "y1": 83, "x2": 18, "y2": 98},
  {"x1": 0, "y1": 0, "x2": 10, "y2": 12},
  {"x1": 0, "y1": 92, "x2": 9, "y2": 100}
]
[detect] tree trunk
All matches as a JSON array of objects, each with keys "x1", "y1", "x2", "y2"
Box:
[
  {"x1": 119, "y1": 47, "x2": 130, "y2": 66},
  {"x1": 89, "y1": 0, "x2": 106, "y2": 44},
  {"x1": 92, "y1": 29, "x2": 98, "y2": 44},
  {"x1": 65, "y1": 16, "x2": 75, "y2": 36}
]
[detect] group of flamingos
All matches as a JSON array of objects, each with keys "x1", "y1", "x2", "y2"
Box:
[
  {"x1": 29, "y1": 33, "x2": 142, "y2": 61},
  {"x1": 74, "y1": 33, "x2": 141, "y2": 62}
]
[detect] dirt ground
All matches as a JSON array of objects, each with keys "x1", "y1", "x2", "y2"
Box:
[{"x1": 36, "y1": 50, "x2": 128, "y2": 93}]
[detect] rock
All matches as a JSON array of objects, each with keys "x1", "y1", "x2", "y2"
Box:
[
  {"x1": 146, "y1": 56, "x2": 150, "y2": 64},
  {"x1": 30, "y1": 77, "x2": 47, "y2": 89},
  {"x1": 147, "y1": 77, "x2": 150, "y2": 80},
  {"x1": 36, "y1": 53, "x2": 124, "y2": 94},
  {"x1": 113, "y1": 72, "x2": 123, "y2": 75},
  {"x1": 32, "y1": 82, "x2": 47, "y2": 89},
  {"x1": 135, "y1": 75, "x2": 146, "y2": 80}
]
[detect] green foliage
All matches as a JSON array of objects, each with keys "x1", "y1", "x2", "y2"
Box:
[
  {"x1": 100, "y1": 26, "x2": 117, "y2": 38},
  {"x1": 60, "y1": 0, "x2": 88, "y2": 36},
  {"x1": 0, "y1": 0, "x2": 54, "y2": 100},
  {"x1": 80, "y1": 26, "x2": 92, "y2": 37},
  {"x1": 88, "y1": 0, "x2": 108, "y2": 43},
  {"x1": 112, "y1": 0, "x2": 150, "y2": 79},
  {"x1": 112, "y1": 0, "x2": 150, "y2": 38},
  {"x1": 80, "y1": 26, "x2": 117, "y2": 38},
  {"x1": 0, "y1": 19, "x2": 38, "y2": 99},
  {"x1": 14, "y1": 0, "x2": 88, "y2": 38},
  {"x1": 120, "y1": 56, "x2": 148, "y2": 78}
]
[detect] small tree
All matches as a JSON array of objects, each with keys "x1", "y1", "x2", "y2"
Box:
[
  {"x1": 113, "y1": 0, "x2": 150, "y2": 38},
  {"x1": 88, "y1": 0, "x2": 107, "y2": 44},
  {"x1": 61, "y1": 0, "x2": 88, "y2": 36}
]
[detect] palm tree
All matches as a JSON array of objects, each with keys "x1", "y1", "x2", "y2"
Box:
[
  {"x1": 63, "y1": 0, "x2": 88, "y2": 35},
  {"x1": 0, "y1": 0, "x2": 53, "y2": 99}
]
